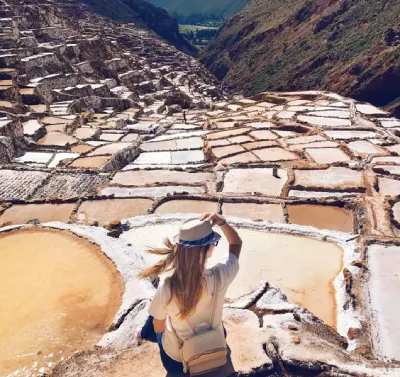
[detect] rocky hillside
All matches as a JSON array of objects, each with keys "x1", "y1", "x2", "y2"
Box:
[
  {"x1": 147, "y1": 0, "x2": 249, "y2": 23},
  {"x1": 201, "y1": 0, "x2": 400, "y2": 116},
  {"x1": 83, "y1": 0, "x2": 197, "y2": 55}
]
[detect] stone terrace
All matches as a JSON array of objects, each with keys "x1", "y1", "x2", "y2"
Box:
[
  {"x1": 0, "y1": 0, "x2": 224, "y2": 168},
  {"x1": 1, "y1": 0, "x2": 400, "y2": 376},
  {"x1": 2, "y1": 87, "x2": 400, "y2": 372}
]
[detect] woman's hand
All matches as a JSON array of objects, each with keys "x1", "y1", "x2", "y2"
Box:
[
  {"x1": 200, "y1": 213, "x2": 242, "y2": 259},
  {"x1": 200, "y1": 213, "x2": 226, "y2": 227}
]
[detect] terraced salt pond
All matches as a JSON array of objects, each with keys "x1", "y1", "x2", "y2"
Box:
[
  {"x1": 69, "y1": 155, "x2": 110, "y2": 168},
  {"x1": 76, "y1": 198, "x2": 153, "y2": 225},
  {"x1": 287, "y1": 204, "x2": 354, "y2": 233},
  {"x1": 0, "y1": 203, "x2": 75, "y2": 225},
  {"x1": 0, "y1": 228, "x2": 123, "y2": 377},
  {"x1": 123, "y1": 223, "x2": 343, "y2": 327}
]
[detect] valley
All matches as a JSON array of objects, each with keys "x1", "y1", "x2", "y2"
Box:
[
  {"x1": 146, "y1": 0, "x2": 250, "y2": 24},
  {"x1": 179, "y1": 23, "x2": 220, "y2": 49}
]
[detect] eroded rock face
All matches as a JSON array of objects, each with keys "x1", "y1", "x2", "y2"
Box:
[
  {"x1": 68, "y1": 96, "x2": 133, "y2": 114},
  {"x1": 0, "y1": 118, "x2": 23, "y2": 138},
  {"x1": 164, "y1": 89, "x2": 192, "y2": 109},
  {"x1": 0, "y1": 136, "x2": 16, "y2": 163}
]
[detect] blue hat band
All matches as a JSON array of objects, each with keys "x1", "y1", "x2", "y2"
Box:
[{"x1": 175, "y1": 231, "x2": 221, "y2": 248}]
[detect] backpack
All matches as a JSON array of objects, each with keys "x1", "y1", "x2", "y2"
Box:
[{"x1": 169, "y1": 267, "x2": 228, "y2": 376}]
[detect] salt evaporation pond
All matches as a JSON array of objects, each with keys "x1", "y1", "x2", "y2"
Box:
[
  {"x1": 0, "y1": 228, "x2": 123, "y2": 377},
  {"x1": 122, "y1": 223, "x2": 343, "y2": 328}
]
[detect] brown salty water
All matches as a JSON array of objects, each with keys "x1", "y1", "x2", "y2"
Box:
[{"x1": 0, "y1": 228, "x2": 123, "y2": 377}]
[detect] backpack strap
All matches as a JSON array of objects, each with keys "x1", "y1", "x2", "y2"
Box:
[{"x1": 208, "y1": 266, "x2": 220, "y2": 329}]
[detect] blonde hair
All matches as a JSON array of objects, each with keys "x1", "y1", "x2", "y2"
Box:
[{"x1": 138, "y1": 238, "x2": 209, "y2": 319}]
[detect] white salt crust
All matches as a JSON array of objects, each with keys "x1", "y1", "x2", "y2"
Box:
[{"x1": 123, "y1": 213, "x2": 363, "y2": 350}]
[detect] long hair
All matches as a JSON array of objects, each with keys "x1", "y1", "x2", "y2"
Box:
[{"x1": 138, "y1": 238, "x2": 209, "y2": 319}]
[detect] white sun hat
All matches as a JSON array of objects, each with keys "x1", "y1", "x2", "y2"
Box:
[{"x1": 173, "y1": 218, "x2": 221, "y2": 248}]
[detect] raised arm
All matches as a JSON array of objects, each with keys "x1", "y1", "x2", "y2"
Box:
[{"x1": 200, "y1": 213, "x2": 242, "y2": 260}]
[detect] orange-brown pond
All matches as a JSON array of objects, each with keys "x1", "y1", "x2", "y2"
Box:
[
  {"x1": 123, "y1": 224, "x2": 343, "y2": 328},
  {"x1": 71, "y1": 144, "x2": 95, "y2": 154},
  {"x1": 0, "y1": 228, "x2": 123, "y2": 377},
  {"x1": 76, "y1": 199, "x2": 153, "y2": 226},
  {"x1": 69, "y1": 155, "x2": 110, "y2": 169},
  {"x1": 287, "y1": 204, "x2": 354, "y2": 233},
  {"x1": 0, "y1": 203, "x2": 75, "y2": 225}
]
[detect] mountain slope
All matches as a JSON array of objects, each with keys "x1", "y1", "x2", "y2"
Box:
[
  {"x1": 200, "y1": 0, "x2": 400, "y2": 115},
  {"x1": 147, "y1": 0, "x2": 250, "y2": 22},
  {"x1": 83, "y1": 0, "x2": 197, "y2": 55}
]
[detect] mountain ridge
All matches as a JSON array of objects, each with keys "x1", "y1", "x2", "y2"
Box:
[
  {"x1": 83, "y1": 0, "x2": 197, "y2": 55},
  {"x1": 200, "y1": 0, "x2": 400, "y2": 116}
]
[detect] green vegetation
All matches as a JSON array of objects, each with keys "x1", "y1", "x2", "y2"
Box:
[
  {"x1": 200, "y1": 0, "x2": 400, "y2": 113},
  {"x1": 179, "y1": 24, "x2": 219, "y2": 33},
  {"x1": 179, "y1": 24, "x2": 219, "y2": 48},
  {"x1": 147, "y1": 0, "x2": 250, "y2": 23}
]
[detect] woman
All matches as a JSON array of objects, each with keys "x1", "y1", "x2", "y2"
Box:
[{"x1": 137, "y1": 212, "x2": 242, "y2": 374}]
